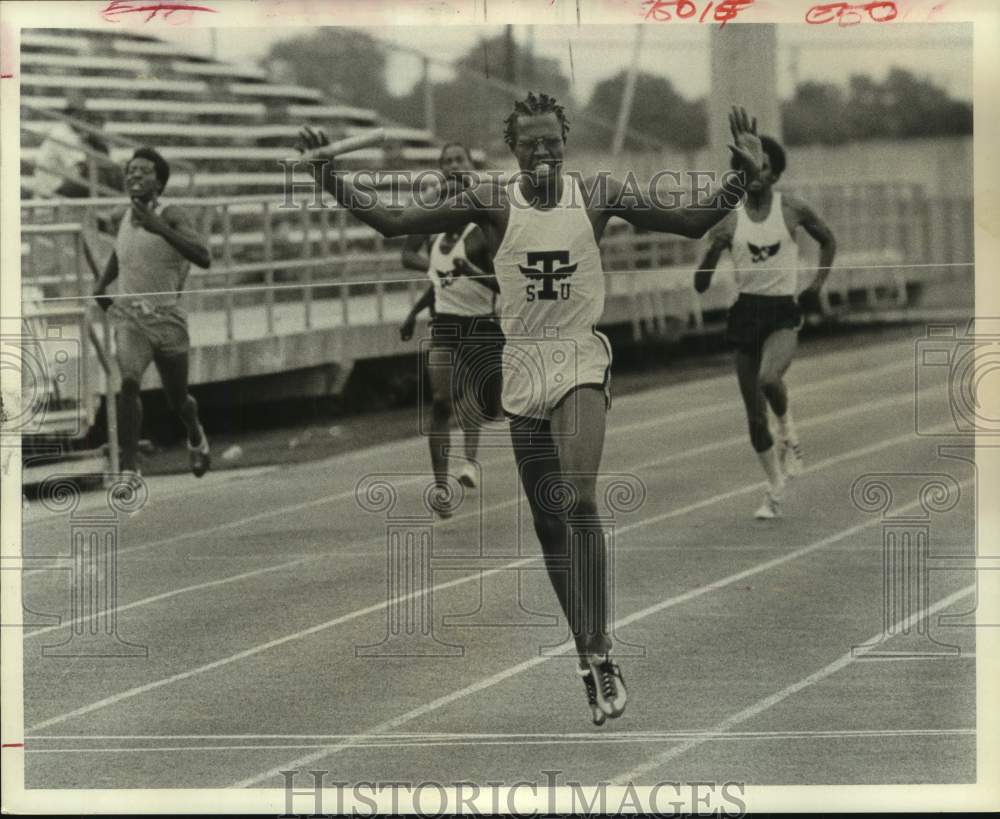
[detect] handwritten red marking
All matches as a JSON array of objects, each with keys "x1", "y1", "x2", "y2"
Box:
[
  {"x1": 0, "y1": 74, "x2": 13, "y2": 79},
  {"x1": 643, "y1": 0, "x2": 751, "y2": 25},
  {"x1": 806, "y1": 1, "x2": 897, "y2": 25},
  {"x1": 102, "y1": 0, "x2": 218, "y2": 23},
  {"x1": 713, "y1": 0, "x2": 753, "y2": 26},
  {"x1": 1, "y1": 743, "x2": 24, "y2": 748},
  {"x1": 643, "y1": 0, "x2": 697, "y2": 21}
]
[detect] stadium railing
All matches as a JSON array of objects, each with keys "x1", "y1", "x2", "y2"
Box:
[{"x1": 20, "y1": 181, "x2": 967, "y2": 349}]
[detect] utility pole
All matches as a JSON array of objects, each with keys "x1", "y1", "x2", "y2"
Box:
[
  {"x1": 525, "y1": 25, "x2": 535, "y2": 85},
  {"x1": 504, "y1": 25, "x2": 516, "y2": 85},
  {"x1": 611, "y1": 26, "x2": 644, "y2": 157},
  {"x1": 422, "y1": 56, "x2": 435, "y2": 134}
]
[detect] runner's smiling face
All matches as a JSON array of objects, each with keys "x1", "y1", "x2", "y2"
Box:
[
  {"x1": 125, "y1": 157, "x2": 161, "y2": 202},
  {"x1": 511, "y1": 112, "x2": 565, "y2": 181}
]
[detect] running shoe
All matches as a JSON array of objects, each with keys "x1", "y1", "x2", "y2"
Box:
[
  {"x1": 587, "y1": 654, "x2": 628, "y2": 720},
  {"x1": 754, "y1": 487, "x2": 783, "y2": 520},
  {"x1": 780, "y1": 439, "x2": 804, "y2": 478},
  {"x1": 188, "y1": 424, "x2": 211, "y2": 478},
  {"x1": 458, "y1": 461, "x2": 478, "y2": 489},
  {"x1": 578, "y1": 667, "x2": 606, "y2": 726}
]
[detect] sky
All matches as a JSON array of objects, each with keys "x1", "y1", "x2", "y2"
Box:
[{"x1": 152, "y1": 23, "x2": 973, "y2": 104}]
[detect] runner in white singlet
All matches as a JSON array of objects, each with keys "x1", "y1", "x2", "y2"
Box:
[
  {"x1": 299, "y1": 98, "x2": 765, "y2": 727},
  {"x1": 694, "y1": 136, "x2": 837, "y2": 520},
  {"x1": 399, "y1": 143, "x2": 502, "y2": 496}
]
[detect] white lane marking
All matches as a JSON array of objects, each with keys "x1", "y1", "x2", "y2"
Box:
[
  {"x1": 18, "y1": 386, "x2": 936, "y2": 645},
  {"x1": 25, "y1": 418, "x2": 959, "y2": 740},
  {"x1": 22, "y1": 555, "x2": 317, "y2": 641},
  {"x1": 21, "y1": 354, "x2": 913, "y2": 568},
  {"x1": 231, "y1": 475, "x2": 970, "y2": 788},
  {"x1": 20, "y1": 466, "x2": 279, "y2": 530},
  {"x1": 24, "y1": 728, "x2": 976, "y2": 754},
  {"x1": 23, "y1": 557, "x2": 534, "y2": 734},
  {"x1": 613, "y1": 584, "x2": 976, "y2": 784}
]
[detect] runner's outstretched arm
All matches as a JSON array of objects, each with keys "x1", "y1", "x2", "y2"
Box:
[
  {"x1": 606, "y1": 107, "x2": 763, "y2": 239},
  {"x1": 298, "y1": 126, "x2": 487, "y2": 238}
]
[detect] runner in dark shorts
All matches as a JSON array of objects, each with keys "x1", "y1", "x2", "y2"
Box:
[
  {"x1": 400, "y1": 143, "x2": 501, "y2": 509},
  {"x1": 696, "y1": 135, "x2": 837, "y2": 519}
]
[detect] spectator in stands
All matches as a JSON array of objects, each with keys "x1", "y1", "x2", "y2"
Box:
[
  {"x1": 93, "y1": 147, "x2": 212, "y2": 485},
  {"x1": 34, "y1": 97, "x2": 122, "y2": 199}
]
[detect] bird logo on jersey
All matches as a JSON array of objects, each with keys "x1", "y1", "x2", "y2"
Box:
[
  {"x1": 748, "y1": 241, "x2": 781, "y2": 263},
  {"x1": 435, "y1": 268, "x2": 455, "y2": 288},
  {"x1": 518, "y1": 250, "x2": 577, "y2": 302}
]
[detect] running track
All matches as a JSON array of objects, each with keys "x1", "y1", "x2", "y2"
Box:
[{"x1": 15, "y1": 333, "x2": 978, "y2": 789}]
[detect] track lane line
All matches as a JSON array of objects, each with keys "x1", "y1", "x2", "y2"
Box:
[
  {"x1": 20, "y1": 389, "x2": 943, "y2": 646},
  {"x1": 23, "y1": 728, "x2": 976, "y2": 754},
  {"x1": 612, "y1": 584, "x2": 976, "y2": 784},
  {"x1": 21, "y1": 355, "x2": 914, "y2": 569},
  {"x1": 25, "y1": 417, "x2": 958, "y2": 737},
  {"x1": 230, "y1": 472, "x2": 971, "y2": 788}
]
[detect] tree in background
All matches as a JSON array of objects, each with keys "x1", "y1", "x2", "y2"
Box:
[
  {"x1": 265, "y1": 31, "x2": 970, "y2": 152},
  {"x1": 580, "y1": 70, "x2": 706, "y2": 151},
  {"x1": 784, "y1": 68, "x2": 971, "y2": 146},
  {"x1": 407, "y1": 33, "x2": 576, "y2": 153},
  {"x1": 265, "y1": 29, "x2": 404, "y2": 122},
  {"x1": 781, "y1": 81, "x2": 851, "y2": 146}
]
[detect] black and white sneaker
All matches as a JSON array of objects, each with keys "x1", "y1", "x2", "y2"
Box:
[
  {"x1": 781, "y1": 439, "x2": 804, "y2": 478},
  {"x1": 578, "y1": 667, "x2": 606, "y2": 726},
  {"x1": 587, "y1": 654, "x2": 628, "y2": 720}
]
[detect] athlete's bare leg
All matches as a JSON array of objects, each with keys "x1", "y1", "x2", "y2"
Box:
[
  {"x1": 427, "y1": 346, "x2": 454, "y2": 488},
  {"x1": 155, "y1": 352, "x2": 203, "y2": 448},
  {"x1": 736, "y1": 349, "x2": 772, "y2": 454},
  {"x1": 551, "y1": 386, "x2": 611, "y2": 660},
  {"x1": 758, "y1": 328, "x2": 797, "y2": 418},
  {"x1": 156, "y1": 351, "x2": 210, "y2": 477},
  {"x1": 758, "y1": 328, "x2": 802, "y2": 477},
  {"x1": 509, "y1": 420, "x2": 571, "y2": 624},
  {"x1": 454, "y1": 385, "x2": 482, "y2": 463},
  {"x1": 115, "y1": 325, "x2": 155, "y2": 473}
]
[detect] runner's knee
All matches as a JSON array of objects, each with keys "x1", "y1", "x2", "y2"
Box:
[
  {"x1": 568, "y1": 493, "x2": 599, "y2": 523},
  {"x1": 531, "y1": 512, "x2": 566, "y2": 552},
  {"x1": 748, "y1": 415, "x2": 773, "y2": 452},
  {"x1": 758, "y1": 369, "x2": 783, "y2": 393},
  {"x1": 432, "y1": 397, "x2": 453, "y2": 424}
]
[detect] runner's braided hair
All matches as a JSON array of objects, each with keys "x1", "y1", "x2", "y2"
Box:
[{"x1": 503, "y1": 92, "x2": 570, "y2": 148}]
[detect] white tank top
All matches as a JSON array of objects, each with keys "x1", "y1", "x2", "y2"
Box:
[
  {"x1": 427, "y1": 223, "x2": 494, "y2": 317},
  {"x1": 115, "y1": 200, "x2": 190, "y2": 307},
  {"x1": 493, "y1": 176, "x2": 604, "y2": 339},
  {"x1": 730, "y1": 191, "x2": 799, "y2": 297}
]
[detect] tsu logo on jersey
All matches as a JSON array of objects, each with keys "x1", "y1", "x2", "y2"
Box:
[
  {"x1": 748, "y1": 241, "x2": 781, "y2": 263},
  {"x1": 435, "y1": 268, "x2": 455, "y2": 288},
  {"x1": 518, "y1": 250, "x2": 577, "y2": 301}
]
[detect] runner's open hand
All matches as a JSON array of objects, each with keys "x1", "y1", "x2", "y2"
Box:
[{"x1": 728, "y1": 106, "x2": 764, "y2": 182}]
